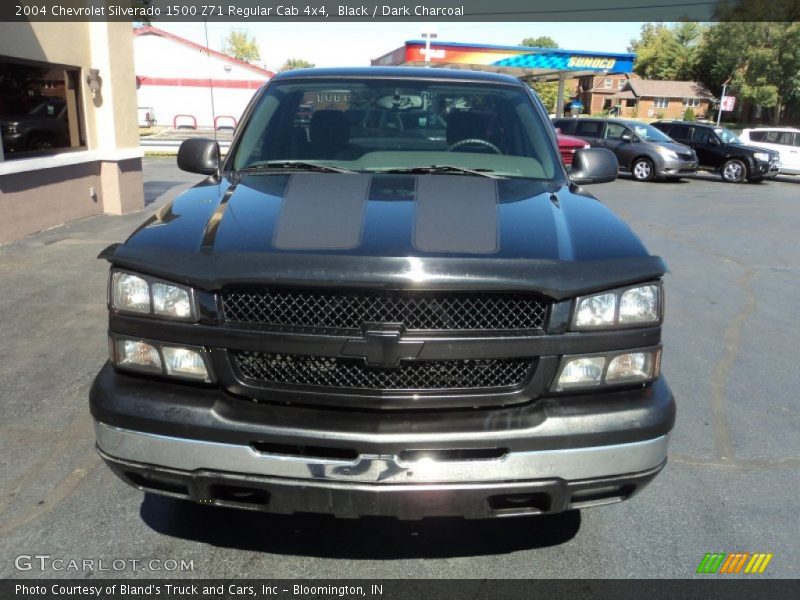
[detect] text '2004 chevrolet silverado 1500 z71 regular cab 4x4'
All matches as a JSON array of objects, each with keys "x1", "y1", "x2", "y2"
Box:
[{"x1": 90, "y1": 67, "x2": 675, "y2": 519}]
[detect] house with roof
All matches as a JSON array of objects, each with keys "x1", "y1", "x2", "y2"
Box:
[
  {"x1": 607, "y1": 79, "x2": 715, "y2": 120},
  {"x1": 572, "y1": 72, "x2": 641, "y2": 116},
  {"x1": 133, "y1": 26, "x2": 273, "y2": 130}
]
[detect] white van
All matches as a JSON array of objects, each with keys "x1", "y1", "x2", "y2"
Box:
[{"x1": 739, "y1": 127, "x2": 800, "y2": 175}]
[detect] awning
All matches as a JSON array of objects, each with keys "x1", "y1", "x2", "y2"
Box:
[{"x1": 372, "y1": 40, "x2": 636, "y2": 82}]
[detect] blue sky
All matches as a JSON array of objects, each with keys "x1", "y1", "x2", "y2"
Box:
[{"x1": 161, "y1": 22, "x2": 647, "y2": 73}]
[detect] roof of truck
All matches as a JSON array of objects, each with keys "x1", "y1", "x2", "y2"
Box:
[{"x1": 270, "y1": 66, "x2": 525, "y2": 85}]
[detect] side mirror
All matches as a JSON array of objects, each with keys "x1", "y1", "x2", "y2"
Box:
[
  {"x1": 709, "y1": 136, "x2": 720, "y2": 146},
  {"x1": 177, "y1": 138, "x2": 220, "y2": 175},
  {"x1": 620, "y1": 132, "x2": 633, "y2": 142},
  {"x1": 570, "y1": 148, "x2": 618, "y2": 185}
]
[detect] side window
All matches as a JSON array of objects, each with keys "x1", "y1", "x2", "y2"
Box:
[
  {"x1": 604, "y1": 123, "x2": 627, "y2": 140},
  {"x1": 692, "y1": 127, "x2": 712, "y2": 144},
  {"x1": 575, "y1": 120, "x2": 603, "y2": 137},
  {"x1": 552, "y1": 119, "x2": 573, "y2": 134},
  {"x1": 794, "y1": 133, "x2": 800, "y2": 147},
  {"x1": 765, "y1": 131, "x2": 793, "y2": 145},
  {"x1": 669, "y1": 124, "x2": 690, "y2": 140},
  {"x1": 748, "y1": 131, "x2": 766, "y2": 142}
]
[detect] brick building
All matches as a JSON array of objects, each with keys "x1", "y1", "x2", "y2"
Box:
[
  {"x1": 573, "y1": 73, "x2": 640, "y2": 115},
  {"x1": 608, "y1": 79, "x2": 714, "y2": 119},
  {"x1": 573, "y1": 76, "x2": 714, "y2": 120}
]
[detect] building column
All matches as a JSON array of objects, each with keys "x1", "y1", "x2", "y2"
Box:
[
  {"x1": 556, "y1": 73, "x2": 567, "y2": 118},
  {"x1": 89, "y1": 21, "x2": 144, "y2": 215}
]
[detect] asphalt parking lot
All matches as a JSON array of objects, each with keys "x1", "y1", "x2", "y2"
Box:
[{"x1": 1, "y1": 159, "x2": 798, "y2": 579}]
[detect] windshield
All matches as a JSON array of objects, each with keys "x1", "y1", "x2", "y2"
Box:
[
  {"x1": 230, "y1": 78, "x2": 560, "y2": 180},
  {"x1": 714, "y1": 127, "x2": 741, "y2": 144},
  {"x1": 629, "y1": 122, "x2": 672, "y2": 143},
  {"x1": 28, "y1": 99, "x2": 65, "y2": 118}
]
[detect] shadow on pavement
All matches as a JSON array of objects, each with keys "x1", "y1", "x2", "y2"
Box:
[
  {"x1": 144, "y1": 180, "x2": 184, "y2": 206},
  {"x1": 140, "y1": 495, "x2": 581, "y2": 558}
]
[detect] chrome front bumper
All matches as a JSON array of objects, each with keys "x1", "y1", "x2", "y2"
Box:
[{"x1": 95, "y1": 421, "x2": 668, "y2": 485}]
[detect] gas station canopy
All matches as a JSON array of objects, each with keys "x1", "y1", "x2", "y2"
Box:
[{"x1": 372, "y1": 40, "x2": 635, "y2": 83}]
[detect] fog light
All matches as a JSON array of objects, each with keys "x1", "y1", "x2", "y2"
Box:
[
  {"x1": 606, "y1": 351, "x2": 657, "y2": 383},
  {"x1": 555, "y1": 356, "x2": 605, "y2": 390},
  {"x1": 162, "y1": 347, "x2": 209, "y2": 380},
  {"x1": 116, "y1": 339, "x2": 161, "y2": 372}
]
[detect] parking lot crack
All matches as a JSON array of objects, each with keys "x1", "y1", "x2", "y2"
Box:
[{"x1": 708, "y1": 267, "x2": 757, "y2": 462}]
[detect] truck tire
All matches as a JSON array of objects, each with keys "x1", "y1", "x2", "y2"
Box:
[{"x1": 721, "y1": 158, "x2": 747, "y2": 183}]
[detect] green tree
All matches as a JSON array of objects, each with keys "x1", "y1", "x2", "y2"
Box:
[
  {"x1": 628, "y1": 23, "x2": 703, "y2": 80},
  {"x1": 531, "y1": 81, "x2": 560, "y2": 113},
  {"x1": 520, "y1": 38, "x2": 560, "y2": 113},
  {"x1": 521, "y1": 36, "x2": 559, "y2": 48},
  {"x1": 222, "y1": 29, "x2": 260, "y2": 62},
  {"x1": 279, "y1": 58, "x2": 315, "y2": 72},
  {"x1": 695, "y1": 20, "x2": 800, "y2": 123}
]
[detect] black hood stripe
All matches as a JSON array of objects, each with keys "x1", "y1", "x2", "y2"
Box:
[
  {"x1": 413, "y1": 175, "x2": 499, "y2": 254},
  {"x1": 273, "y1": 173, "x2": 371, "y2": 250}
]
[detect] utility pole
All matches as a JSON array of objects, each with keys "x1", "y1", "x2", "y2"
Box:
[{"x1": 717, "y1": 76, "x2": 731, "y2": 126}]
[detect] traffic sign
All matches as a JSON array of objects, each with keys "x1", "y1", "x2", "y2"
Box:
[{"x1": 720, "y1": 96, "x2": 736, "y2": 112}]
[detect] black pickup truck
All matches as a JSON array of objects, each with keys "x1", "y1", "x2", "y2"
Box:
[{"x1": 91, "y1": 68, "x2": 674, "y2": 519}]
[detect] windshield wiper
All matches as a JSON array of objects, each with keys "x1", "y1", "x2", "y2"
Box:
[
  {"x1": 237, "y1": 161, "x2": 355, "y2": 174},
  {"x1": 368, "y1": 165, "x2": 504, "y2": 179}
]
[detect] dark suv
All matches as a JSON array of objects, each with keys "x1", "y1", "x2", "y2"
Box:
[
  {"x1": 553, "y1": 117, "x2": 697, "y2": 181},
  {"x1": 651, "y1": 121, "x2": 781, "y2": 183},
  {"x1": 90, "y1": 68, "x2": 674, "y2": 520}
]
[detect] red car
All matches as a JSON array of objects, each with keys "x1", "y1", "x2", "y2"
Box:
[{"x1": 557, "y1": 132, "x2": 590, "y2": 166}]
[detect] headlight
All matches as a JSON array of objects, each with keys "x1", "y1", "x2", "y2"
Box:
[
  {"x1": 553, "y1": 348, "x2": 660, "y2": 391},
  {"x1": 152, "y1": 282, "x2": 193, "y2": 319},
  {"x1": 5, "y1": 125, "x2": 18, "y2": 134},
  {"x1": 111, "y1": 272, "x2": 150, "y2": 313},
  {"x1": 657, "y1": 147, "x2": 679, "y2": 160},
  {"x1": 572, "y1": 283, "x2": 662, "y2": 330},
  {"x1": 754, "y1": 152, "x2": 770, "y2": 162},
  {"x1": 110, "y1": 335, "x2": 211, "y2": 382},
  {"x1": 109, "y1": 270, "x2": 197, "y2": 321}
]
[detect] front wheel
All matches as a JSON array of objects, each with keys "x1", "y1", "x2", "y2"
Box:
[
  {"x1": 632, "y1": 157, "x2": 655, "y2": 182},
  {"x1": 721, "y1": 159, "x2": 747, "y2": 183}
]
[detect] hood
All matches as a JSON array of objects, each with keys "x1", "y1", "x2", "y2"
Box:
[
  {"x1": 655, "y1": 141, "x2": 694, "y2": 154},
  {"x1": 737, "y1": 143, "x2": 778, "y2": 157},
  {"x1": 105, "y1": 173, "x2": 666, "y2": 299},
  {"x1": 557, "y1": 134, "x2": 588, "y2": 148}
]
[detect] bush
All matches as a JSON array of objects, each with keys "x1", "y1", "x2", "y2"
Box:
[{"x1": 683, "y1": 107, "x2": 696, "y2": 121}]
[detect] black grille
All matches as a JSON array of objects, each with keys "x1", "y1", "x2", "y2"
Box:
[
  {"x1": 231, "y1": 351, "x2": 534, "y2": 392},
  {"x1": 678, "y1": 152, "x2": 694, "y2": 161},
  {"x1": 221, "y1": 288, "x2": 549, "y2": 333}
]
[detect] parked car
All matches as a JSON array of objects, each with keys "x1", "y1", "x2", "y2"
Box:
[
  {"x1": 553, "y1": 117, "x2": 697, "y2": 181},
  {"x1": 0, "y1": 97, "x2": 70, "y2": 152},
  {"x1": 556, "y1": 132, "x2": 590, "y2": 166},
  {"x1": 137, "y1": 106, "x2": 156, "y2": 128},
  {"x1": 91, "y1": 67, "x2": 674, "y2": 520},
  {"x1": 738, "y1": 127, "x2": 800, "y2": 176},
  {"x1": 651, "y1": 121, "x2": 781, "y2": 183}
]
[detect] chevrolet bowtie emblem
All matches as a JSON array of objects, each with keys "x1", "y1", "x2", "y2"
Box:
[{"x1": 341, "y1": 326, "x2": 424, "y2": 367}]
